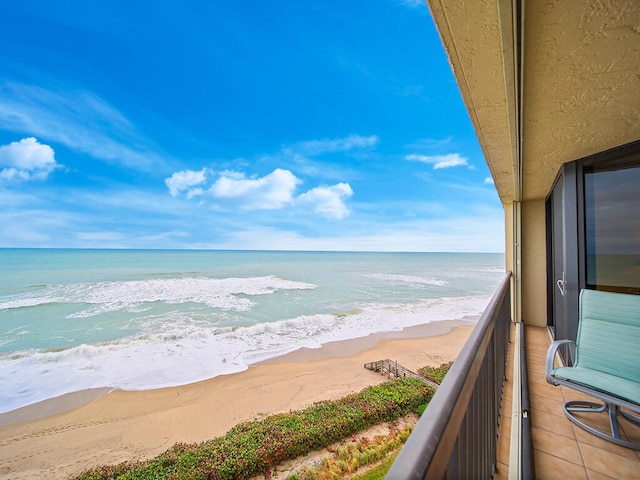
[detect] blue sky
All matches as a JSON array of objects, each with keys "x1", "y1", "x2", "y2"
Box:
[{"x1": 0, "y1": 1, "x2": 504, "y2": 252}]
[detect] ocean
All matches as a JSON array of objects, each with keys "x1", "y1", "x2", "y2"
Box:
[{"x1": 0, "y1": 249, "x2": 504, "y2": 413}]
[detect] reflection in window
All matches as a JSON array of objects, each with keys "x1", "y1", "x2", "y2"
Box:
[{"x1": 584, "y1": 165, "x2": 640, "y2": 293}]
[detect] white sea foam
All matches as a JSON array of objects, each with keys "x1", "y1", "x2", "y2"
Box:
[
  {"x1": 0, "y1": 294, "x2": 489, "y2": 413},
  {"x1": 0, "y1": 250, "x2": 506, "y2": 414},
  {"x1": 0, "y1": 276, "x2": 317, "y2": 317},
  {"x1": 364, "y1": 273, "x2": 448, "y2": 286},
  {"x1": 0, "y1": 296, "x2": 67, "y2": 310}
]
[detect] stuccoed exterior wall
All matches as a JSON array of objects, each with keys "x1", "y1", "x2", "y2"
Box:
[
  {"x1": 521, "y1": 0, "x2": 640, "y2": 201},
  {"x1": 426, "y1": 0, "x2": 639, "y2": 326},
  {"x1": 521, "y1": 200, "x2": 547, "y2": 327}
]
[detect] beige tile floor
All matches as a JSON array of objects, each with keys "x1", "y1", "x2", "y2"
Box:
[{"x1": 495, "y1": 325, "x2": 640, "y2": 480}]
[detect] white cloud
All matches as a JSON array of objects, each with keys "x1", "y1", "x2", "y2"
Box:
[
  {"x1": 484, "y1": 177, "x2": 495, "y2": 184},
  {"x1": 164, "y1": 134, "x2": 373, "y2": 217},
  {"x1": 165, "y1": 165, "x2": 356, "y2": 220},
  {"x1": 0, "y1": 137, "x2": 59, "y2": 181},
  {"x1": 406, "y1": 153, "x2": 469, "y2": 169},
  {"x1": 0, "y1": 82, "x2": 166, "y2": 171},
  {"x1": 165, "y1": 168, "x2": 208, "y2": 197},
  {"x1": 210, "y1": 168, "x2": 301, "y2": 210},
  {"x1": 296, "y1": 183, "x2": 354, "y2": 220},
  {"x1": 200, "y1": 212, "x2": 504, "y2": 253},
  {"x1": 0, "y1": 207, "x2": 77, "y2": 247},
  {"x1": 287, "y1": 134, "x2": 378, "y2": 156},
  {"x1": 75, "y1": 231, "x2": 126, "y2": 242},
  {"x1": 399, "y1": 0, "x2": 427, "y2": 8},
  {"x1": 276, "y1": 134, "x2": 375, "y2": 181},
  {"x1": 406, "y1": 137, "x2": 454, "y2": 151}
]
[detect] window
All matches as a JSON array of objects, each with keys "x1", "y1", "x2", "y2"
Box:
[
  {"x1": 546, "y1": 141, "x2": 640, "y2": 345},
  {"x1": 584, "y1": 160, "x2": 640, "y2": 294}
]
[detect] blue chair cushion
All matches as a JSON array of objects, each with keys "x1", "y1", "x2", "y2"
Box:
[
  {"x1": 575, "y1": 290, "x2": 640, "y2": 384},
  {"x1": 553, "y1": 365, "x2": 640, "y2": 405}
]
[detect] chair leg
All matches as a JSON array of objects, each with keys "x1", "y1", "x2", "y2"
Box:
[
  {"x1": 608, "y1": 404, "x2": 621, "y2": 440},
  {"x1": 620, "y1": 409, "x2": 640, "y2": 428},
  {"x1": 563, "y1": 400, "x2": 640, "y2": 450},
  {"x1": 564, "y1": 400, "x2": 606, "y2": 414}
]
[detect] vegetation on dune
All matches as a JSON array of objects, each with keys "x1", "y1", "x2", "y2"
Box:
[
  {"x1": 76, "y1": 378, "x2": 433, "y2": 480},
  {"x1": 284, "y1": 362, "x2": 454, "y2": 479},
  {"x1": 414, "y1": 362, "x2": 453, "y2": 415},
  {"x1": 287, "y1": 423, "x2": 411, "y2": 480},
  {"x1": 418, "y1": 361, "x2": 454, "y2": 386},
  {"x1": 350, "y1": 452, "x2": 400, "y2": 480}
]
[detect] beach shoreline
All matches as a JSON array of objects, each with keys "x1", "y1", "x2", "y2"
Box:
[
  {"x1": 0, "y1": 318, "x2": 475, "y2": 480},
  {"x1": 0, "y1": 316, "x2": 477, "y2": 428}
]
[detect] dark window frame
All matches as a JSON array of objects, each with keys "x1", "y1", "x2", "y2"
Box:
[{"x1": 546, "y1": 140, "x2": 640, "y2": 343}]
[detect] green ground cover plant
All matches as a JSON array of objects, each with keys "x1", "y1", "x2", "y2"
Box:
[
  {"x1": 417, "y1": 361, "x2": 453, "y2": 386},
  {"x1": 76, "y1": 378, "x2": 432, "y2": 480},
  {"x1": 415, "y1": 361, "x2": 452, "y2": 416},
  {"x1": 284, "y1": 362, "x2": 454, "y2": 479}
]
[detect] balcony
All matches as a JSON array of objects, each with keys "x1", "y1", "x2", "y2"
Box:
[
  {"x1": 497, "y1": 325, "x2": 640, "y2": 479},
  {"x1": 387, "y1": 275, "x2": 640, "y2": 478}
]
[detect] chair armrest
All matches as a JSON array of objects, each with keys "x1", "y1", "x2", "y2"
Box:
[{"x1": 546, "y1": 339, "x2": 576, "y2": 384}]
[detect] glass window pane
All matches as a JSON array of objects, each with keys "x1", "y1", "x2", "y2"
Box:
[{"x1": 584, "y1": 165, "x2": 640, "y2": 293}]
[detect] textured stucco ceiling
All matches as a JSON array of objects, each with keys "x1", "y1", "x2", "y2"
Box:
[
  {"x1": 427, "y1": 0, "x2": 518, "y2": 203},
  {"x1": 427, "y1": 0, "x2": 640, "y2": 204}
]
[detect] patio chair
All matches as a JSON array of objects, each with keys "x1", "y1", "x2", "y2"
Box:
[{"x1": 546, "y1": 289, "x2": 640, "y2": 449}]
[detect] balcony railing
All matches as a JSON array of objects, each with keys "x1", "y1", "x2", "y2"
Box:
[{"x1": 387, "y1": 272, "x2": 512, "y2": 479}]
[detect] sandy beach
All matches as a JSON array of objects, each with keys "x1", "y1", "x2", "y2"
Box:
[{"x1": 0, "y1": 318, "x2": 475, "y2": 479}]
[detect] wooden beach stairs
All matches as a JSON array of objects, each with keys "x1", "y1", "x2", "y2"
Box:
[{"x1": 364, "y1": 359, "x2": 440, "y2": 390}]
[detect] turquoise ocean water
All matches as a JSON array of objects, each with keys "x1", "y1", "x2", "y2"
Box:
[{"x1": 0, "y1": 249, "x2": 504, "y2": 413}]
